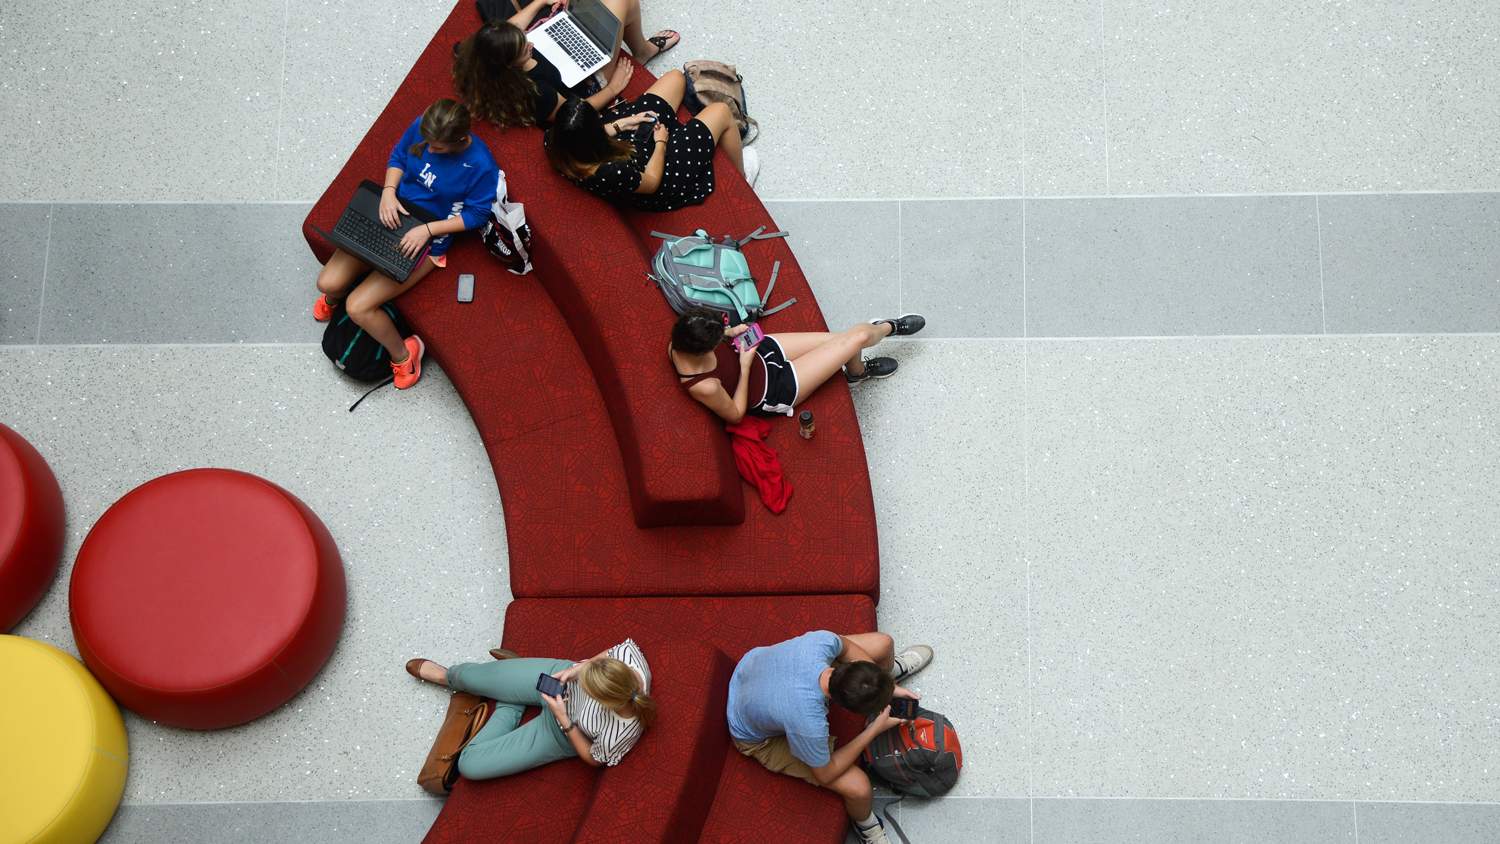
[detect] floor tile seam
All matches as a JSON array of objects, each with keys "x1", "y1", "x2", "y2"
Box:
[
  {"x1": 761, "y1": 188, "x2": 1500, "y2": 202},
  {"x1": 14, "y1": 331, "x2": 1500, "y2": 351},
  {"x1": 3, "y1": 187, "x2": 1496, "y2": 209},
  {"x1": 35, "y1": 207, "x2": 54, "y2": 345},
  {"x1": 1353, "y1": 799, "x2": 1361, "y2": 844},
  {"x1": 0, "y1": 200, "x2": 315, "y2": 206},
  {"x1": 932, "y1": 796, "x2": 1500, "y2": 807},
  {"x1": 118, "y1": 798, "x2": 442, "y2": 808}
]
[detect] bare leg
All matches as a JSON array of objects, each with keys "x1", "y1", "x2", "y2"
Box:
[
  {"x1": 343, "y1": 259, "x2": 438, "y2": 359},
  {"x1": 841, "y1": 632, "x2": 896, "y2": 671},
  {"x1": 643, "y1": 69, "x2": 687, "y2": 112},
  {"x1": 597, "y1": 0, "x2": 652, "y2": 64},
  {"x1": 826, "y1": 765, "x2": 875, "y2": 822},
  {"x1": 693, "y1": 101, "x2": 745, "y2": 175},
  {"x1": 770, "y1": 322, "x2": 894, "y2": 404},
  {"x1": 315, "y1": 248, "x2": 373, "y2": 307}
]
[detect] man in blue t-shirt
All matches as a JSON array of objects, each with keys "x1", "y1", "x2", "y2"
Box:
[{"x1": 727, "y1": 631, "x2": 933, "y2": 844}]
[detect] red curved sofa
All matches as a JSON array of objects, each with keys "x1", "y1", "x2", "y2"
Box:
[{"x1": 303, "y1": 3, "x2": 882, "y2": 841}]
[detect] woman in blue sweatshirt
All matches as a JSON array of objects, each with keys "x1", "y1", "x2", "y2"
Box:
[{"x1": 313, "y1": 99, "x2": 499, "y2": 389}]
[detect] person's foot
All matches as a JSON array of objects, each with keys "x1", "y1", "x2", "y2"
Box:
[
  {"x1": 640, "y1": 30, "x2": 680, "y2": 61},
  {"x1": 391, "y1": 335, "x2": 425, "y2": 389},
  {"x1": 871, "y1": 314, "x2": 926, "y2": 336},
  {"x1": 405, "y1": 658, "x2": 449, "y2": 685},
  {"x1": 845, "y1": 356, "x2": 898, "y2": 385},
  {"x1": 852, "y1": 814, "x2": 894, "y2": 844},
  {"x1": 891, "y1": 645, "x2": 933, "y2": 682},
  {"x1": 313, "y1": 294, "x2": 338, "y2": 322},
  {"x1": 741, "y1": 146, "x2": 760, "y2": 188}
]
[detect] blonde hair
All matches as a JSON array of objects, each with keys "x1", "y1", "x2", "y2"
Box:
[
  {"x1": 409, "y1": 99, "x2": 472, "y2": 157},
  {"x1": 579, "y1": 657, "x2": 657, "y2": 729}
]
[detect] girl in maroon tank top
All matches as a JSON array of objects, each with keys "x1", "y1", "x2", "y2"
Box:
[{"x1": 667, "y1": 307, "x2": 927, "y2": 424}]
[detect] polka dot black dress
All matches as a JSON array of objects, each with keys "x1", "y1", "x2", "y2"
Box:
[{"x1": 573, "y1": 93, "x2": 716, "y2": 212}]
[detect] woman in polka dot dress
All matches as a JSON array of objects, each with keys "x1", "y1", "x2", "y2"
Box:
[{"x1": 545, "y1": 69, "x2": 757, "y2": 212}]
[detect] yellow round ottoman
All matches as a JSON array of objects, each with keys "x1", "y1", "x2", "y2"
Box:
[{"x1": 0, "y1": 635, "x2": 128, "y2": 844}]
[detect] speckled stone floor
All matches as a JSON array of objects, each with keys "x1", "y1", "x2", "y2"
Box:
[{"x1": 4, "y1": 0, "x2": 1500, "y2": 842}]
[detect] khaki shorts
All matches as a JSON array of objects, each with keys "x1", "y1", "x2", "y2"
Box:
[{"x1": 732, "y1": 735, "x2": 837, "y2": 786}]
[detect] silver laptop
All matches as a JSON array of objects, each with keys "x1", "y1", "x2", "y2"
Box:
[{"x1": 529, "y1": 0, "x2": 623, "y2": 88}]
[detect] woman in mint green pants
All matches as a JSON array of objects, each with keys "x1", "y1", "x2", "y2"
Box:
[
  {"x1": 407, "y1": 640, "x2": 656, "y2": 780},
  {"x1": 445, "y1": 657, "x2": 578, "y2": 779}
]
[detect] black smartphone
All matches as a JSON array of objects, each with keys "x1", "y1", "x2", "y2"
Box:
[
  {"x1": 888, "y1": 698, "x2": 917, "y2": 720},
  {"x1": 536, "y1": 673, "x2": 567, "y2": 698}
]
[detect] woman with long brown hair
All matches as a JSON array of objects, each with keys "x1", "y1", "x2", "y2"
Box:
[
  {"x1": 547, "y1": 69, "x2": 757, "y2": 211},
  {"x1": 405, "y1": 639, "x2": 656, "y2": 777},
  {"x1": 312, "y1": 99, "x2": 498, "y2": 390},
  {"x1": 452, "y1": 0, "x2": 680, "y2": 130}
]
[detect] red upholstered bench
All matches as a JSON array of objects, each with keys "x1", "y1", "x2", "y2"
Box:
[
  {"x1": 422, "y1": 595, "x2": 875, "y2": 844},
  {"x1": 302, "y1": 6, "x2": 879, "y2": 602},
  {"x1": 69, "y1": 469, "x2": 346, "y2": 729},
  {"x1": 0, "y1": 423, "x2": 65, "y2": 632},
  {"x1": 304, "y1": 4, "x2": 886, "y2": 841}
]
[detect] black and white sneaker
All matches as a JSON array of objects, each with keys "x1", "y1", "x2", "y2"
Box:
[
  {"x1": 846, "y1": 357, "x2": 899, "y2": 385},
  {"x1": 853, "y1": 815, "x2": 894, "y2": 844},
  {"x1": 871, "y1": 314, "x2": 926, "y2": 336},
  {"x1": 891, "y1": 645, "x2": 933, "y2": 682}
]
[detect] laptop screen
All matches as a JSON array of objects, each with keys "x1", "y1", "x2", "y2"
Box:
[{"x1": 569, "y1": 0, "x2": 622, "y2": 50}]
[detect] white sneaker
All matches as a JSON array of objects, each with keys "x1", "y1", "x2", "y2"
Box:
[
  {"x1": 891, "y1": 645, "x2": 932, "y2": 682},
  {"x1": 853, "y1": 815, "x2": 893, "y2": 844},
  {"x1": 740, "y1": 146, "x2": 760, "y2": 188}
]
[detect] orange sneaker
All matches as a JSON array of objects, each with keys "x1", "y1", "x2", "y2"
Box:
[
  {"x1": 391, "y1": 335, "x2": 425, "y2": 389},
  {"x1": 313, "y1": 294, "x2": 337, "y2": 321}
]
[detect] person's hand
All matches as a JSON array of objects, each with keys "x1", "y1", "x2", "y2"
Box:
[
  {"x1": 398, "y1": 223, "x2": 432, "y2": 258},
  {"x1": 551, "y1": 661, "x2": 585, "y2": 685},
  {"x1": 737, "y1": 339, "x2": 760, "y2": 368},
  {"x1": 613, "y1": 112, "x2": 656, "y2": 132},
  {"x1": 541, "y1": 691, "x2": 570, "y2": 723},
  {"x1": 892, "y1": 685, "x2": 920, "y2": 700},
  {"x1": 608, "y1": 61, "x2": 633, "y2": 96},
  {"x1": 379, "y1": 190, "x2": 408, "y2": 228},
  {"x1": 725, "y1": 324, "x2": 750, "y2": 339},
  {"x1": 870, "y1": 704, "x2": 910, "y2": 733},
  {"x1": 652, "y1": 121, "x2": 670, "y2": 144}
]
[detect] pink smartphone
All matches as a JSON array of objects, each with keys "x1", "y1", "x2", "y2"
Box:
[{"x1": 734, "y1": 324, "x2": 765, "y2": 352}]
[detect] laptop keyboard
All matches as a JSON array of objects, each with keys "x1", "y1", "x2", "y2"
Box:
[
  {"x1": 334, "y1": 209, "x2": 419, "y2": 273},
  {"x1": 550, "y1": 19, "x2": 605, "y2": 68}
]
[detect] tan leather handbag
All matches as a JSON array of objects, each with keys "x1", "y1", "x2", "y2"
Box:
[
  {"x1": 683, "y1": 60, "x2": 759, "y2": 143},
  {"x1": 417, "y1": 692, "x2": 493, "y2": 795}
]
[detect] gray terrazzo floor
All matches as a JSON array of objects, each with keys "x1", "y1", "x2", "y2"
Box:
[{"x1": 5, "y1": 0, "x2": 1500, "y2": 841}]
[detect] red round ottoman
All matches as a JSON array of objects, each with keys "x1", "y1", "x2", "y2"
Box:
[
  {"x1": 0, "y1": 423, "x2": 66, "y2": 633},
  {"x1": 69, "y1": 469, "x2": 346, "y2": 729}
]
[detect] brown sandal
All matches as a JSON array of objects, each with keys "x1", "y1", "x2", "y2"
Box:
[{"x1": 488, "y1": 648, "x2": 520, "y2": 660}]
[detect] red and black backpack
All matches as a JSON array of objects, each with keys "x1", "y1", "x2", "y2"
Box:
[{"x1": 861, "y1": 705, "x2": 963, "y2": 797}]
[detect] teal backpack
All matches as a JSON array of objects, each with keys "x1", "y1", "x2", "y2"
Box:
[{"x1": 649, "y1": 227, "x2": 796, "y2": 324}]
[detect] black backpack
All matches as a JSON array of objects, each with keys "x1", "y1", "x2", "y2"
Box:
[
  {"x1": 321, "y1": 302, "x2": 412, "y2": 383},
  {"x1": 861, "y1": 704, "x2": 963, "y2": 797}
]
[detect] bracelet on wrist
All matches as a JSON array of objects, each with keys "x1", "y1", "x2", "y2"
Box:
[{"x1": 383, "y1": 185, "x2": 396, "y2": 191}]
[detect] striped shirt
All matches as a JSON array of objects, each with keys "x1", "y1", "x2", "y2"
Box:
[{"x1": 565, "y1": 639, "x2": 652, "y2": 766}]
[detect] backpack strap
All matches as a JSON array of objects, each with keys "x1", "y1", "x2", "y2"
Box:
[
  {"x1": 736, "y1": 227, "x2": 789, "y2": 247},
  {"x1": 880, "y1": 798, "x2": 912, "y2": 844},
  {"x1": 756, "y1": 261, "x2": 797, "y2": 317}
]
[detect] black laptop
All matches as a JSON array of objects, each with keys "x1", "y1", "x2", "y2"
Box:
[{"x1": 313, "y1": 180, "x2": 442, "y2": 282}]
